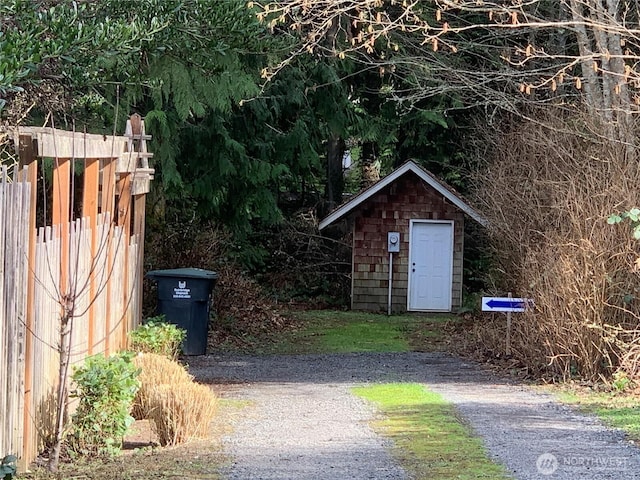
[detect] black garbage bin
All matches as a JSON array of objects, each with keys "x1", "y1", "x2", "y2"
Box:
[{"x1": 146, "y1": 268, "x2": 218, "y2": 355}]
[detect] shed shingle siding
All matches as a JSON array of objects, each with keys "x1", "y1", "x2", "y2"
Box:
[{"x1": 351, "y1": 173, "x2": 465, "y2": 313}]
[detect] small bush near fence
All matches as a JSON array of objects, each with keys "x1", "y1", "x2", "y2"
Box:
[
  {"x1": 1, "y1": 455, "x2": 17, "y2": 479},
  {"x1": 129, "y1": 316, "x2": 185, "y2": 359},
  {"x1": 65, "y1": 322, "x2": 218, "y2": 452},
  {"x1": 68, "y1": 353, "x2": 140, "y2": 456},
  {"x1": 67, "y1": 346, "x2": 216, "y2": 457}
]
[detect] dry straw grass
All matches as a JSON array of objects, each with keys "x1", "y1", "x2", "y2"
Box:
[
  {"x1": 131, "y1": 353, "x2": 217, "y2": 445},
  {"x1": 131, "y1": 353, "x2": 193, "y2": 420},
  {"x1": 147, "y1": 383, "x2": 217, "y2": 446},
  {"x1": 473, "y1": 109, "x2": 640, "y2": 382}
]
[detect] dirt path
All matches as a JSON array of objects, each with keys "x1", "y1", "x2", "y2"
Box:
[{"x1": 190, "y1": 352, "x2": 640, "y2": 479}]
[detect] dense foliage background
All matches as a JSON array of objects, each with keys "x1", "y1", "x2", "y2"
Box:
[{"x1": 4, "y1": 0, "x2": 640, "y2": 380}]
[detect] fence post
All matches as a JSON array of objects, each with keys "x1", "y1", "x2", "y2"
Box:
[
  {"x1": 82, "y1": 158, "x2": 99, "y2": 355},
  {"x1": 18, "y1": 138, "x2": 37, "y2": 471}
]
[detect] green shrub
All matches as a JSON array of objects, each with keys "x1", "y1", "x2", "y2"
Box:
[
  {"x1": 0, "y1": 455, "x2": 16, "y2": 480},
  {"x1": 129, "y1": 316, "x2": 186, "y2": 359},
  {"x1": 68, "y1": 352, "x2": 140, "y2": 456},
  {"x1": 612, "y1": 370, "x2": 634, "y2": 392}
]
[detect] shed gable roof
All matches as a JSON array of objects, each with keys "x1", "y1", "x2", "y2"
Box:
[{"x1": 319, "y1": 160, "x2": 487, "y2": 229}]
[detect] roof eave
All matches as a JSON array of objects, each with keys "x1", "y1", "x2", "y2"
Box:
[{"x1": 318, "y1": 160, "x2": 488, "y2": 229}]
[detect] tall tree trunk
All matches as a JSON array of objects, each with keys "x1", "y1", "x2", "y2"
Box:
[
  {"x1": 49, "y1": 300, "x2": 73, "y2": 473},
  {"x1": 569, "y1": 0, "x2": 633, "y2": 144},
  {"x1": 360, "y1": 141, "x2": 379, "y2": 189},
  {"x1": 569, "y1": 0, "x2": 604, "y2": 114},
  {"x1": 603, "y1": 0, "x2": 633, "y2": 139},
  {"x1": 326, "y1": 133, "x2": 345, "y2": 208}
]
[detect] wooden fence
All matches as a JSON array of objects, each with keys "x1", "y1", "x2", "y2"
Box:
[{"x1": 0, "y1": 116, "x2": 153, "y2": 469}]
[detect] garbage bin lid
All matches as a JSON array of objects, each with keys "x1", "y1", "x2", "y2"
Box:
[{"x1": 146, "y1": 267, "x2": 218, "y2": 280}]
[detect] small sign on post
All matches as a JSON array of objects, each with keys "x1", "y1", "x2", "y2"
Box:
[
  {"x1": 481, "y1": 295, "x2": 534, "y2": 356},
  {"x1": 481, "y1": 297, "x2": 533, "y2": 312}
]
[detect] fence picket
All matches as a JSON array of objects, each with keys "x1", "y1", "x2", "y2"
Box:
[
  {"x1": 15, "y1": 173, "x2": 31, "y2": 461},
  {"x1": 0, "y1": 171, "x2": 30, "y2": 460},
  {"x1": 0, "y1": 171, "x2": 6, "y2": 457},
  {"x1": 5, "y1": 178, "x2": 17, "y2": 455}
]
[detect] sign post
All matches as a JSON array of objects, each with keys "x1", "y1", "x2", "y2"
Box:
[
  {"x1": 506, "y1": 293, "x2": 512, "y2": 355},
  {"x1": 482, "y1": 294, "x2": 534, "y2": 356}
]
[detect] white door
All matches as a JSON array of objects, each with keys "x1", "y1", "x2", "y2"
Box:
[{"x1": 408, "y1": 221, "x2": 454, "y2": 311}]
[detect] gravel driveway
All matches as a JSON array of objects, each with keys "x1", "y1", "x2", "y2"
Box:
[{"x1": 189, "y1": 352, "x2": 640, "y2": 479}]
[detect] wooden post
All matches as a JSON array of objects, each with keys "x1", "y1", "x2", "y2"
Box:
[
  {"x1": 116, "y1": 174, "x2": 132, "y2": 238},
  {"x1": 128, "y1": 116, "x2": 153, "y2": 331},
  {"x1": 101, "y1": 159, "x2": 116, "y2": 355},
  {"x1": 133, "y1": 194, "x2": 146, "y2": 328},
  {"x1": 52, "y1": 158, "x2": 71, "y2": 295},
  {"x1": 82, "y1": 159, "x2": 99, "y2": 354},
  {"x1": 18, "y1": 138, "x2": 37, "y2": 471},
  {"x1": 100, "y1": 159, "x2": 116, "y2": 216},
  {"x1": 116, "y1": 173, "x2": 131, "y2": 347}
]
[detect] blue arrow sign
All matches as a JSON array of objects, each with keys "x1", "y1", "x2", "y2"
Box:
[
  {"x1": 487, "y1": 299, "x2": 525, "y2": 309},
  {"x1": 482, "y1": 297, "x2": 533, "y2": 312}
]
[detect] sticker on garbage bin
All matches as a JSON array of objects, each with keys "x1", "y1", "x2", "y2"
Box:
[{"x1": 173, "y1": 280, "x2": 191, "y2": 299}]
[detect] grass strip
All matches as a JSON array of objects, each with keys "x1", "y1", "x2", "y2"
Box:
[
  {"x1": 263, "y1": 310, "x2": 455, "y2": 354},
  {"x1": 352, "y1": 383, "x2": 511, "y2": 480},
  {"x1": 316, "y1": 318, "x2": 409, "y2": 352},
  {"x1": 553, "y1": 388, "x2": 640, "y2": 442}
]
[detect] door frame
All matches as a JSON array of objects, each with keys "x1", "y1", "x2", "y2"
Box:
[{"x1": 407, "y1": 219, "x2": 455, "y2": 312}]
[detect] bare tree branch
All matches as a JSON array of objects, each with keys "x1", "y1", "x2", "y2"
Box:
[{"x1": 257, "y1": 0, "x2": 640, "y2": 142}]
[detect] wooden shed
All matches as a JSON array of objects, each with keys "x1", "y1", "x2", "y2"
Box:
[{"x1": 319, "y1": 160, "x2": 486, "y2": 313}]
